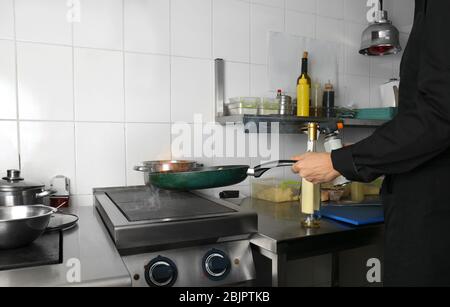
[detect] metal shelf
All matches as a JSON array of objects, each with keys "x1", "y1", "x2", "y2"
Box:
[
  {"x1": 216, "y1": 114, "x2": 387, "y2": 134},
  {"x1": 213, "y1": 59, "x2": 388, "y2": 134}
]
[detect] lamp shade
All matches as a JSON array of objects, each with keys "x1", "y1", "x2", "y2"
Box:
[{"x1": 359, "y1": 10, "x2": 402, "y2": 56}]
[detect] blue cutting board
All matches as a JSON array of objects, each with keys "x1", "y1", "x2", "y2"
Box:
[{"x1": 320, "y1": 205, "x2": 384, "y2": 226}]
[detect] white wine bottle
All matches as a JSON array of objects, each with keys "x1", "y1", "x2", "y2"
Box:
[{"x1": 301, "y1": 123, "x2": 321, "y2": 228}]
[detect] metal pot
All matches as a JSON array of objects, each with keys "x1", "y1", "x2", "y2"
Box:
[
  {"x1": 134, "y1": 161, "x2": 198, "y2": 185},
  {"x1": 0, "y1": 170, "x2": 56, "y2": 207},
  {"x1": 0, "y1": 205, "x2": 56, "y2": 249}
]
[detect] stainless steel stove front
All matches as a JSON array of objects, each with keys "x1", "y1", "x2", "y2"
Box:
[
  {"x1": 122, "y1": 240, "x2": 255, "y2": 287},
  {"x1": 93, "y1": 186, "x2": 258, "y2": 287}
]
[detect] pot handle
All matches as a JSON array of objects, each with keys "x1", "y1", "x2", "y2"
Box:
[
  {"x1": 134, "y1": 165, "x2": 150, "y2": 172},
  {"x1": 248, "y1": 160, "x2": 297, "y2": 178},
  {"x1": 36, "y1": 189, "x2": 57, "y2": 199}
]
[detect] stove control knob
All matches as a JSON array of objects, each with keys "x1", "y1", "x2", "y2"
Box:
[
  {"x1": 145, "y1": 257, "x2": 177, "y2": 287},
  {"x1": 203, "y1": 249, "x2": 231, "y2": 281}
]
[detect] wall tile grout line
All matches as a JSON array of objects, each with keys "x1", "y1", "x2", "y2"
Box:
[
  {"x1": 169, "y1": 0, "x2": 173, "y2": 160},
  {"x1": 248, "y1": 2, "x2": 252, "y2": 95},
  {"x1": 11, "y1": 0, "x2": 21, "y2": 170},
  {"x1": 12, "y1": 119, "x2": 175, "y2": 124},
  {"x1": 210, "y1": 0, "x2": 214, "y2": 129},
  {"x1": 71, "y1": 3, "x2": 77, "y2": 195},
  {"x1": 122, "y1": 0, "x2": 128, "y2": 186},
  {"x1": 247, "y1": 0, "x2": 251, "y2": 99}
]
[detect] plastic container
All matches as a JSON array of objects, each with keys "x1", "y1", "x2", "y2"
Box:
[
  {"x1": 226, "y1": 97, "x2": 261, "y2": 115},
  {"x1": 297, "y1": 76, "x2": 310, "y2": 117},
  {"x1": 252, "y1": 179, "x2": 301, "y2": 203},
  {"x1": 259, "y1": 98, "x2": 280, "y2": 115},
  {"x1": 355, "y1": 107, "x2": 398, "y2": 120}
]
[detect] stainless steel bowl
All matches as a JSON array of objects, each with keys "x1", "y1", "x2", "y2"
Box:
[{"x1": 0, "y1": 205, "x2": 56, "y2": 250}]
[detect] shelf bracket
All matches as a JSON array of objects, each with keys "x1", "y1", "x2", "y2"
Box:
[{"x1": 215, "y1": 58, "x2": 225, "y2": 118}]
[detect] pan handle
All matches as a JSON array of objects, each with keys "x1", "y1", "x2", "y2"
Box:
[
  {"x1": 36, "y1": 189, "x2": 57, "y2": 199},
  {"x1": 249, "y1": 160, "x2": 297, "y2": 178}
]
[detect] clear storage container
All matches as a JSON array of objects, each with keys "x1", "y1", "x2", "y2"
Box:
[
  {"x1": 226, "y1": 97, "x2": 261, "y2": 115},
  {"x1": 252, "y1": 179, "x2": 301, "y2": 203},
  {"x1": 259, "y1": 98, "x2": 280, "y2": 115}
]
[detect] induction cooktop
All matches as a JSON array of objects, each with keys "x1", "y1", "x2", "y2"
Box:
[
  {"x1": 106, "y1": 188, "x2": 235, "y2": 222},
  {"x1": 94, "y1": 186, "x2": 257, "y2": 251}
]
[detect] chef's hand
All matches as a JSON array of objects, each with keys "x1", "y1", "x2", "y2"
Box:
[{"x1": 292, "y1": 153, "x2": 341, "y2": 184}]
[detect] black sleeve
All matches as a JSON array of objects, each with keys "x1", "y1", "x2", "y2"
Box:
[{"x1": 331, "y1": 1, "x2": 450, "y2": 182}]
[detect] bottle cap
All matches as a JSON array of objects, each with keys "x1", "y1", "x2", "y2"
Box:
[{"x1": 324, "y1": 82, "x2": 334, "y2": 91}]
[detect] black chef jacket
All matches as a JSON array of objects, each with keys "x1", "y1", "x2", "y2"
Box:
[{"x1": 332, "y1": 0, "x2": 450, "y2": 286}]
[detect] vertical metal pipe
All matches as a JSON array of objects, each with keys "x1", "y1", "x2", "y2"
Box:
[{"x1": 215, "y1": 59, "x2": 225, "y2": 117}]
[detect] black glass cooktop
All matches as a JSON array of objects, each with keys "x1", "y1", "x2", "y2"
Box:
[
  {"x1": 0, "y1": 230, "x2": 63, "y2": 272},
  {"x1": 106, "y1": 188, "x2": 236, "y2": 222}
]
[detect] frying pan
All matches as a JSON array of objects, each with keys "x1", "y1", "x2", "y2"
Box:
[{"x1": 148, "y1": 160, "x2": 297, "y2": 191}]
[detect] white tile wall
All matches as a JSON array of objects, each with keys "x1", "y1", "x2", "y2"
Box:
[
  {"x1": 224, "y1": 62, "x2": 250, "y2": 102},
  {"x1": 0, "y1": 121, "x2": 19, "y2": 172},
  {"x1": 286, "y1": 10, "x2": 315, "y2": 38},
  {"x1": 0, "y1": 0, "x2": 414, "y2": 204},
  {"x1": 125, "y1": 123, "x2": 171, "y2": 186},
  {"x1": 213, "y1": 0, "x2": 250, "y2": 63},
  {"x1": 0, "y1": 0, "x2": 15, "y2": 40},
  {"x1": 250, "y1": 64, "x2": 268, "y2": 96},
  {"x1": 73, "y1": 0, "x2": 124, "y2": 50},
  {"x1": 315, "y1": 16, "x2": 344, "y2": 44},
  {"x1": 20, "y1": 122, "x2": 76, "y2": 192},
  {"x1": 171, "y1": 57, "x2": 213, "y2": 122},
  {"x1": 344, "y1": 0, "x2": 369, "y2": 24},
  {"x1": 345, "y1": 74, "x2": 371, "y2": 109},
  {"x1": 392, "y1": 0, "x2": 415, "y2": 34},
  {"x1": 286, "y1": 0, "x2": 316, "y2": 14},
  {"x1": 124, "y1": 0, "x2": 170, "y2": 54},
  {"x1": 74, "y1": 48, "x2": 124, "y2": 122},
  {"x1": 0, "y1": 40, "x2": 17, "y2": 119},
  {"x1": 250, "y1": 4, "x2": 284, "y2": 65},
  {"x1": 317, "y1": 0, "x2": 344, "y2": 19},
  {"x1": 17, "y1": 42, "x2": 73, "y2": 120},
  {"x1": 75, "y1": 122, "x2": 126, "y2": 195},
  {"x1": 344, "y1": 21, "x2": 370, "y2": 76},
  {"x1": 125, "y1": 52, "x2": 171, "y2": 123},
  {"x1": 370, "y1": 76, "x2": 388, "y2": 107},
  {"x1": 171, "y1": 0, "x2": 212, "y2": 58},
  {"x1": 370, "y1": 56, "x2": 394, "y2": 79},
  {"x1": 15, "y1": 0, "x2": 72, "y2": 45}
]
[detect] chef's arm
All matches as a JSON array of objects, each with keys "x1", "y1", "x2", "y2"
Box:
[{"x1": 331, "y1": 1, "x2": 450, "y2": 183}]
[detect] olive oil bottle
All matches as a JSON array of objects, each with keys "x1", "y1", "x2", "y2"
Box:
[
  {"x1": 297, "y1": 52, "x2": 311, "y2": 87},
  {"x1": 296, "y1": 52, "x2": 312, "y2": 117}
]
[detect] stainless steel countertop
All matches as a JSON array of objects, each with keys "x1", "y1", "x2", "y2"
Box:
[
  {"x1": 0, "y1": 196, "x2": 383, "y2": 286},
  {"x1": 0, "y1": 206, "x2": 131, "y2": 287},
  {"x1": 231, "y1": 198, "x2": 384, "y2": 254}
]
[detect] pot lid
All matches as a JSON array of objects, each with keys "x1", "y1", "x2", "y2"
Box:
[{"x1": 0, "y1": 170, "x2": 44, "y2": 192}]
